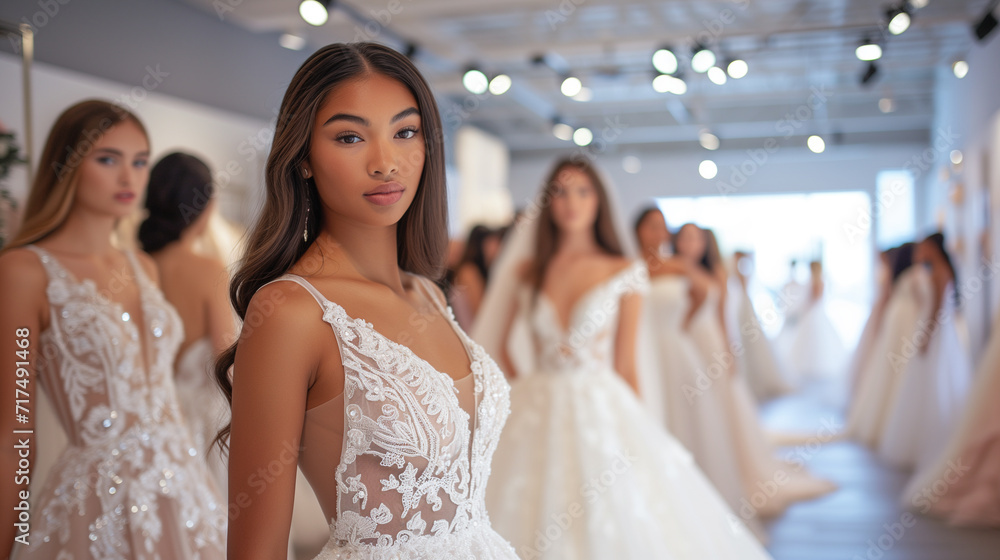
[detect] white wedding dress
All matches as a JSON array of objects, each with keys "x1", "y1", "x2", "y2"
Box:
[
  {"x1": 878, "y1": 283, "x2": 972, "y2": 469},
  {"x1": 687, "y1": 286, "x2": 836, "y2": 519},
  {"x1": 14, "y1": 246, "x2": 226, "y2": 559},
  {"x1": 265, "y1": 274, "x2": 518, "y2": 560},
  {"x1": 486, "y1": 262, "x2": 772, "y2": 560},
  {"x1": 847, "y1": 267, "x2": 931, "y2": 448},
  {"x1": 646, "y1": 275, "x2": 748, "y2": 521},
  {"x1": 901, "y1": 309, "x2": 1000, "y2": 524},
  {"x1": 727, "y1": 278, "x2": 792, "y2": 402}
]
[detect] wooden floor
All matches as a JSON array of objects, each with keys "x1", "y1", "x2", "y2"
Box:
[{"x1": 759, "y1": 380, "x2": 1000, "y2": 560}]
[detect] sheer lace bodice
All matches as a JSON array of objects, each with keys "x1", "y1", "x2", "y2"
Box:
[
  {"x1": 526, "y1": 261, "x2": 648, "y2": 375},
  {"x1": 17, "y1": 245, "x2": 225, "y2": 559},
  {"x1": 266, "y1": 275, "x2": 516, "y2": 558}
]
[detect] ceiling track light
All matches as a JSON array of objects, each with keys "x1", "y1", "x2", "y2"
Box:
[
  {"x1": 973, "y1": 0, "x2": 999, "y2": 41},
  {"x1": 691, "y1": 43, "x2": 716, "y2": 73},
  {"x1": 462, "y1": 66, "x2": 488, "y2": 94},
  {"x1": 652, "y1": 46, "x2": 678, "y2": 75},
  {"x1": 299, "y1": 0, "x2": 332, "y2": 26},
  {"x1": 856, "y1": 37, "x2": 882, "y2": 61},
  {"x1": 860, "y1": 61, "x2": 879, "y2": 86},
  {"x1": 886, "y1": 4, "x2": 911, "y2": 35},
  {"x1": 726, "y1": 58, "x2": 748, "y2": 79}
]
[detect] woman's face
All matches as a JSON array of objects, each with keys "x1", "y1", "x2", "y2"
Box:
[
  {"x1": 306, "y1": 72, "x2": 425, "y2": 231},
  {"x1": 73, "y1": 121, "x2": 150, "y2": 219},
  {"x1": 549, "y1": 166, "x2": 599, "y2": 235},
  {"x1": 675, "y1": 224, "x2": 706, "y2": 260},
  {"x1": 636, "y1": 210, "x2": 669, "y2": 251}
]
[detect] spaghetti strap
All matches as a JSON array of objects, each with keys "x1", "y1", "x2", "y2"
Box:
[
  {"x1": 410, "y1": 275, "x2": 449, "y2": 317},
  {"x1": 264, "y1": 274, "x2": 330, "y2": 310}
]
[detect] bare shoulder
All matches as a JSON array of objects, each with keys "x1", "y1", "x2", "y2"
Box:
[
  {"x1": 599, "y1": 254, "x2": 634, "y2": 277},
  {"x1": 0, "y1": 248, "x2": 48, "y2": 291},
  {"x1": 243, "y1": 280, "x2": 322, "y2": 334}
]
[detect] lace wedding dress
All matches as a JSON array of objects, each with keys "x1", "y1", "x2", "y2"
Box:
[
  {"x1": 14, "y1": 246, "x2": 226, "y2": 559},
  {"x1": 485, "y1": 262, "x2": 772, "y2": 560},
  {"x1": 265, "y1": 274, "x2": 518, "y2": 560}
]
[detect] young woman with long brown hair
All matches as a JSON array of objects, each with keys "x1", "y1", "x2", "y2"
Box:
[
  {"x1": 214, "y1": 43, "x2": 518, "y2": 559},
  {"x1": 0, "y1": 100, "x2": 226, "y2": 558},
  {"x1": 475, "y1": 158, "x2": 772, "y2": 560}
]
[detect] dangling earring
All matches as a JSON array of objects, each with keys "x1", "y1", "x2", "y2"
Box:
[
  {"x1": 302, "y1": 167, "x2": 312, "y2": 243},
  {"x1": 303, "y1": 206, "x2": 310, "y2": 242}
]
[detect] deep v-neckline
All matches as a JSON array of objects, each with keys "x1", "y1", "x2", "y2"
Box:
[
  {"x1": 291, "y1": 274, "x2": 485, "y2": 472},
  {"x1": 35, "y1": 247, "x2": 156, "y2": 377},
  {"x1": 539, "y1": 264, "x2": 634, "y2": 334}
]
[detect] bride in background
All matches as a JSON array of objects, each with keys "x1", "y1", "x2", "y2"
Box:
[
  {"x1": 879, "y1": 233, "x2": 971, "y2": 469},
  {"x1": 634, "y1": 208, "x2": 750, "y2": 531},
  {"x1": 474, "y1": 158, "x2": 772, "y2": 560},
  {"x1": 673, "y1": 224, "x2": 836, "y2": 521}
]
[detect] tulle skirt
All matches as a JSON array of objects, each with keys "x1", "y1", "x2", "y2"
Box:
[
  {"x1": 878, "y1": 318, "x2": 971, "y2": 469},
  {"x1": 777, "y1": 301, "x2": 846, "y2": 382},
  {"x1": 901, "y1": 315, "x2": 1000, "y2": 526},
  {"x1": 486, "y1": 367, "x2": 773, "y2": 560}
]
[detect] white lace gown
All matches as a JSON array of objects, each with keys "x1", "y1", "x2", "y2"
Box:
[
  {"x1": 173, "y1": 338, "x2": 229, "y2": 493},
  {"x1": 486, "y1": 263, "x2": 772, "y2": 560},
  {"x1": 14, "y1": 246, "x2": 226, "y2": 559},
  {"x1": 265, "y1": 275, "x2": 518, "y2": 560},
  {"x1": 847, "y1": 267, "x2": 931, "y2": 448},
  {"x1": 878, "y1": 284, "x2": 972, "y2": 469}
]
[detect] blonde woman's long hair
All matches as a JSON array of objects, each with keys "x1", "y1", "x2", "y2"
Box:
[{"x1": 3, "y1": 99, "x2": 148, "y2": 250}]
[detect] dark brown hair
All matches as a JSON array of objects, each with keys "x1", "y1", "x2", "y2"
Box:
[
  {"x1": 138, "y1": 152, "x2": 213, "y2": 252},
  {"x1": 213, "y1": 42, "x2": 448, "y2": 451},
  {"x1": 4, "y1": 100, "x2": 147, "y2": 249},
  {"x1": 526, "y1": 157, "x2": 623, "y2": 295}
]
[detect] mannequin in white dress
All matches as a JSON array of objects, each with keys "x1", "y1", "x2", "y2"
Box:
[
  {"x1": 477, "y1": 160, "x2": 772, "y2": 560},
  {"x1": 216, "y1": 43, "x2": 518, "y2": 560}
]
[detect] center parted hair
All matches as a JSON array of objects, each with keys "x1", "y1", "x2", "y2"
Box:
[
  {"x1": 213, "y1": 42, "x2": 448, "y2": 450},
  {"x1": 526, "y1": 157, "x2": 623, "y2": 295}
]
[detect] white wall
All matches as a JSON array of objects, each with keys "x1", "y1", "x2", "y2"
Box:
[
  {"x1": 920, "y1": 32, "x2": 1000, "y2": 361},
  {"x1": 0, "y1": 51, "x2": 271, "y2": 227},
  {"x1": 509, "y1": 143, "x2": 928, "y2": 217}
]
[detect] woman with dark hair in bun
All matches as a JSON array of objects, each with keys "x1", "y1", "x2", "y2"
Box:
[{"x1": 138, "y1": 151, "x2": 235, "y2": 490}]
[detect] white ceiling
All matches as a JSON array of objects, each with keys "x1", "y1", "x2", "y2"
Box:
[{"x1": 179, "y1": 0, "x2": 987, "y2": 155}]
